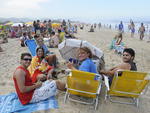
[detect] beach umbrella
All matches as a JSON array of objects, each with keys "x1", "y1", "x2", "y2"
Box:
[
  {"x1": 58, "y1": 39, "x2": 103, "y2": 61},
  {"x1": 0, "y1": 25, "x2": 3, "y2": 29},
  {"x1": 12, "y1": 23, "x2": 23, "y2": 27},
  {"x1": 52, "y1": 23, "x2": 60, "y2": 28},
  {"x1": 4, "y1": 21, "x2": 13, "y2": 26},
  {"x1": 25, "y1": 22, "x2": 33, "y2": 26}
]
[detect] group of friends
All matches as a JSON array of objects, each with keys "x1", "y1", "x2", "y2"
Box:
[
  {"x1": 13, "y1": 43, "x2": 136, "y2": 105},
  {"x1": 0, "y1": 19, "x2": 138, "y2": 107}
]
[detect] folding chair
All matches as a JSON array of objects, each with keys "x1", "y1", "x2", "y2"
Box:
[
  {"x1": 104, "y1": 70, "x2": 150, "y2": 107},
  {"x1": 25, "y1": 39, "x2": 53, "y2": 56},
  {"x1": 64, "y1": 70, "x2": 102, "y2": 110},
  {"x1": 24, "y1": 39, "x2": 37, "y2": 56}
]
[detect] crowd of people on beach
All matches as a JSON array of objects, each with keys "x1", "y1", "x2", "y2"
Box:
[
  {"x1": 0, "y1": 19, "x2": 147, "y2": 109},
  {"x1": 118, "y1": 20, "x2": 150, "y2": 41},
  {"x1": 0, "y1": 19, "x2": 78, "y2": 52},
  {"x1": 11, "y1": 19, "x2": 79, "y2": 105}
]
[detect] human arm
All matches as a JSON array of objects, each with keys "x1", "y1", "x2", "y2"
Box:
[
  {"x1": 46, "y1": 67, "x2": 54, "y2": 79},
  {"x1": 66, "y1": 62, "x2": 77, "y2": 70},
  {"x1": 100, "y1": 69, "x2": 116, "y2": 77},
  {"x1": 14, "y1": 69, "x2": 42, "y2": 93},
  {"x1": 100, "y1": 63, "x2": 131, "y2": 77}
]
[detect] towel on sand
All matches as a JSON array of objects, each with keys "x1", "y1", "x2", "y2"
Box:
[{"x1": 0, "y1": 93, "x2": 58, "y2": 113}]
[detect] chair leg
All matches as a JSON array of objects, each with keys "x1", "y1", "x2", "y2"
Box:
[
  {"x1": 94, "y1": 96, "x2": 99, "y2": 110},
  {"x1": 135, "y1": 98, "x2": 139, "y2": 107},
  {"x1": 64, "y1": 92, "x2": 69, "y2": 103},
  {"x1": 109, "y1": 96, "x2": 139, "y2": 106},
  {"x1": 105, "y1": 89, "x2": 108, "y2": 101}
]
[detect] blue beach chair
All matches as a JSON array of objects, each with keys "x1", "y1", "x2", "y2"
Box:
[{"x1": 24, "y1": 39, "x2": 37, "y2": 56}]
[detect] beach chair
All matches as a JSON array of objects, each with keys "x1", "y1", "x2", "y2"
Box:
[
  {"x1": 104, "y1": 70, "x2": 150, "y2": 107},
  {"x1": 24, "y1": 39, "x2": 37, "y2": 56},
  {"x1": 25, "y1": 39, "x2": 53, "y2": 56},
  {"x1": 64, "y1": 70, "x2": 102, "y2": 110}
]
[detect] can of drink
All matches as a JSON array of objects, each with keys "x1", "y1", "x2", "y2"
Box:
[{"x1": 94, "y1": 74, "x2": 100, "y2": 81}]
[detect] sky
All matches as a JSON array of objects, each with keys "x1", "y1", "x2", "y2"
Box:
[{"x1": 0, "y1": 0, "x2": 150, "y2": 22}]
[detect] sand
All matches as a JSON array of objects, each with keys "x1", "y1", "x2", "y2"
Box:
[{"x1": 0, "y1": 26, "x2": 150, "y2": 113}]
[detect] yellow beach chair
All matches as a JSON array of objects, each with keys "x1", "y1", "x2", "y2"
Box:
[
  {"x1": 104, "y1": 70, "x2": 150, "y2": 107},
  {"x1": 64, "y1": 70, "x2": 102, "y2": 110}
]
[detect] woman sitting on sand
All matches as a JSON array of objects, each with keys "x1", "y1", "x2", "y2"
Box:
[
  {"x1": 67, "y1": 47, "x2": 97, "y2": 73},
  {"x1": 110, "y1": 35, "x2": 118, "y2": 50},
  {"x1": 35, "y1": 35, "x2": 58, "y2": 67},
  {"x1": 49, "y1": 31, "x2": 59, "y2": 48},
  {"x1": 110, "y1": 33, "x2": 125, "y2": 54},
  {"x1": 28, "y1": 47, "x2": 56, "y2": 83},
  {"x1": 115, "y1": 33, "x2": 123, "y2": 45}
]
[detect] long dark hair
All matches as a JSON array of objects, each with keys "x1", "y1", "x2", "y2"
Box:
[{"x1": 36, "y1": 46, "x2": 45, "y2": 59}]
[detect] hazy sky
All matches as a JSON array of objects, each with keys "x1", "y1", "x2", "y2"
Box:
[{"x1": 0, "y1": 0, "x2": 149, "y2": 21}]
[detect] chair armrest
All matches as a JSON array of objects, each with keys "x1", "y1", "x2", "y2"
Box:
[
  {"x1": 144, "y1": 73, "x2": 150, "y2": 80},
  {"x1": 65, "y1": 69, "x2": 72, "y2": 76},
  {"x1": 115, "y1": 69, "x2": 124, "y2": 76}
]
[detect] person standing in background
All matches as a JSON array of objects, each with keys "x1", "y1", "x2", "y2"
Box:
[
  {"x1": 138, "y1": 23, "x2": 145, "y2": 40},
  {"x1": 118, "y1": 21, "x2": 124, "y2": 33}
]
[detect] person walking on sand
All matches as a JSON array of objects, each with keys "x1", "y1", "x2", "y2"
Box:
[
  {"x1": 118, "y1": 21, "x2": 124, "y2": 33},
  {"x1": 138, "y1": 23, "x2": 145, "y2": 40},
  {"x1": 130, "y1": 21, "x2": 135, "y2": 38}
]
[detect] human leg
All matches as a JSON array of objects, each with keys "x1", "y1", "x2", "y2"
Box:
[
  {"x1": 55, "y1": 80, "x2": 66, "y2": 91},
  {"x1": 45, "y1": 54, "x2": 57, "y2": 67},
  {"x1": 30, "y1": 80, "x2": 57, "y2": 103}
]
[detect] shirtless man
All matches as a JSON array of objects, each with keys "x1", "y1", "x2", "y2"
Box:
[
  {"x1": 100, "y1": 48, "x2": 137, "y2": 84},
  {"x1": 138, "y1": 23, "x2": 145, "y2": 40}
]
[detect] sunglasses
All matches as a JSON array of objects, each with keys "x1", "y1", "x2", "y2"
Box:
[
  {"x1": 123, "y1": 54, "x2": 129, "y2": 56},
  {"x1": 23, "y1": 58, "x2": 32, "y2": 61}
]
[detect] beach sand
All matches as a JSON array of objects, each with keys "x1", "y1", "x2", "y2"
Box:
[{"x1": 0, "y1": 26, "x2": 150, "y2": 113}]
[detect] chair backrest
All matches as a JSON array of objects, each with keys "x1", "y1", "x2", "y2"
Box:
[
  {"x1": 67, "y1": 70, "x2": 101, "y2": 98},
  {"x1": 25, "y1": 39, "x2": 37, "y2": 56},
  {"x1": 109, "y1": 70, "x2": 150, "y2": 98}
]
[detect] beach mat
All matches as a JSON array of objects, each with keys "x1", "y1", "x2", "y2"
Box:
[{"x1": 0, "y1": 93, "x2": 58, "y2": 113}]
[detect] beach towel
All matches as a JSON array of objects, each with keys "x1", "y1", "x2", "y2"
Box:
[{"x1": 0, "y1": 93, "x2": 58, "y2": 113}]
